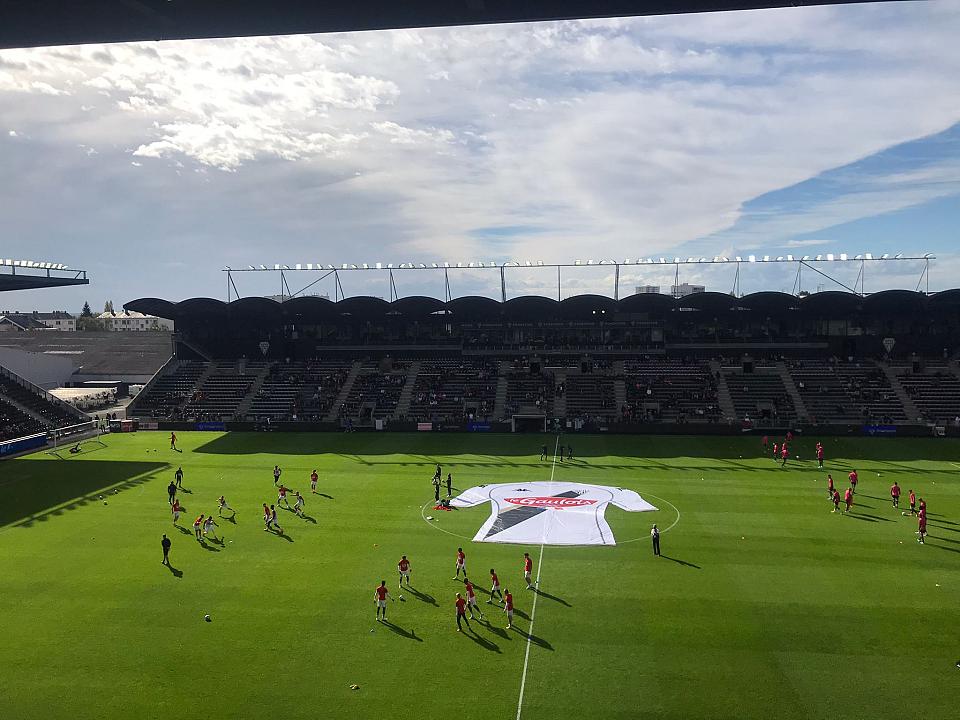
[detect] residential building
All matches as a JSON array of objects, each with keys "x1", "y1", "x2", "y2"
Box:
[
  {"x1": 0, "y1": 310, "x2": 76, "y2": 331},
  {"x1": 670, "y1": 283, "x2": 705, "y2": 298},
  {"x1": 634, "y1": 285, "x2": 661, "y2": 294},
  {"x1": 96, "y1": 310, "x2": 174, "y2": 331}
]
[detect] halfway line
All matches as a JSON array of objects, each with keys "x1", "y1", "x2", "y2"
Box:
[{"x1": 515, "y1": 434, "x2": 559, "y2": 720}]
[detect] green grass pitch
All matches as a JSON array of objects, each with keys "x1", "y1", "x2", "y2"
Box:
[{"x1": 1, "y1": 431, "x2": 958, "y2": 720}]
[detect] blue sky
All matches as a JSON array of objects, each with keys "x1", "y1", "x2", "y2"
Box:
[{"x1": 1, "y1": 1, "x2": 959, "y2": 310}]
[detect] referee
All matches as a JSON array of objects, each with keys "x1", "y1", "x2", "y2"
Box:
[
  {"x1": 161, "y1": 534, "x2": 172, "y2": 565},
  {"x1": 651, "y1": 524, "x2": 661, "y2": 557}
]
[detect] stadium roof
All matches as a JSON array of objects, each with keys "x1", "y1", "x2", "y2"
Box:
[
  {"x1": 125, "y1": 289, "x2": 955, "y2": 324},
  {"x1": 0, "y1": 0, "x2": 891, "y2": 50},
  {"x1": 0, "y1": 260, "x2": 89, "y2": 292}
]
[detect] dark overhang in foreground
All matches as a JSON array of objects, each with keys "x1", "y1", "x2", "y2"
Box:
[{"x1": 0, "y1": 0, "x2": 896, "y2": 50}]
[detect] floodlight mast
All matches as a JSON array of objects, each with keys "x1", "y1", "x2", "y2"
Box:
[{"x1": 221, "y1": 254, "x2": 935, "y2": 302}]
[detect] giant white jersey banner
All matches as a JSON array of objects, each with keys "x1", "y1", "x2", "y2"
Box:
[{"x1": 449, "y1": 481, "x2": 657, "y2": 546}]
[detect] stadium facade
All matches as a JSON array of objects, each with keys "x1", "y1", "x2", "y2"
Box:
[{"x1": 114, "y1": 289, "x2": 960, "y2": 437}]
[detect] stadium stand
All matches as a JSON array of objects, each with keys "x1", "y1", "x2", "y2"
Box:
[
  {"x1": 408, "y1": 359, "x2": 497, "y2": 423},
  {"x1": 893, "y1": 365, "x2": 960, "y2": 425},
  {"x1": 724, "y1": 367, "x2": 797, "y2": 425},
  {"x1": 789, "y1": 360, "x2": 907, "y2": 425},
  {"x1": 337, "y1": 362, "x2": 408, "y2": 422},
  {"x1": 622, "y1": 359, "x2": 720, "y2": 423},
  {"x1": 117, "y1": 289, "x2": 960, "y2": 432},
  {"x1": 0, "y1": 369, "x2": 88, "y2": 440}
]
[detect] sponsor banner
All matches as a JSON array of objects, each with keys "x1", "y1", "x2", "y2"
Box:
[
  {"x1": 417, "y1": 422, "x2": 433, "y2": 431},
  {"x1": 0, "y1": 433, "x2": 47, "y2": 457},
  {"x1": 196, "y1": 421, "x2": 227, "y2": 432},
  {"x1": 450, "y1": 481, "x2": 657, "y2": 546},
  {"x1": 863, "y1": 425, "x2": 897, "y2": 436},
  {"x1": 139, "y1": 421, "x2": 158, "y2": 430},
  {"x1": 467, "y1": 422, "x2": 491, "y2": 432}
]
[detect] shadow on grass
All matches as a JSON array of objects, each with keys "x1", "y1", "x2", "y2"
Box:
[
  {"x1": 533, "y1": 588, "x2": 571, "y2": 607},
  {"x1": 316, "y1": 493, "x2": 334, "y2": 499},
  {"x1": 661, "y1": 555, "x2": 701, "y2": 569},
  {"x1": 928, "y1": 542, "x2": 960, "y2": 554},
  {"x1": 845, "y1": 514, "x2": 879, "y2": 523},
  {"x1": 197, "y1": 539, "x2": 220, "y2": 552},
  {"x1": 930, "y1": 534, "x2": 960, "y2": 545},
  {"x1": 463, "y1": 627, "x2": 500, "y2": 653},
  {"x1": 190, "y1": 431, "x2": 960, "y2": 463},
  {"x1": 0, "y1": 460, "x2": 169, "y2": 529},
  {"x1": 165, "y1": 563, "x2": 183, "y2": 578},
  {"x1": 477, "y1": 618, "x2": 509, "y2": 639},
  {"x1": 300, "y1": 515, "x2": 317, "y2": 524},
  {"x1": 514, "y1": 626, "x2": 554, "y2": 651},
  {"x1": 853, "y1": 512, "x2": 893, "y2": 523},
  {"x1": 406, "y1": 586, "x2": 438, "y2": 607},
  {"x1": 381, "y1": 620, "x2": 422, "y2": 641}
]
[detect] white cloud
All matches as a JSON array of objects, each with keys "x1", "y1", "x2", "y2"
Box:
[{"x1": 0, "y1": 1, "x2": 959, "y2": 307}]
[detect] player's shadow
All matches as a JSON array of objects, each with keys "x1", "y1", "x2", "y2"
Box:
[
  {"x1": 513, "y1": 608, "x2": 531, "y2": 621},
  {"x1": 272, "y1": 532, "x2": 294, "y2": 542},
  {"x1": 300, "y1": 515, "x2": 318, "y2": 524},
  {"x1": 845, "y1": 514, "x2": 879, "y2": 523},
  {"x1": 464, "y1": 628, "x2": 500, "y2": 653},
  {"x1": 930, "y1": 534, "x2": 960, "y2": 544},
  {"x1": 380, "y1": 620, "x2": 422, "y2": 641},
  {"x1": 316, "y1": 493, "x2": 334, "y2": 499},
  {"x1": 224, "y1": 515, "x2": 237, "y2": 524},
  {"x1": 179, "y1": 488, "x2": 192, "y2": 494},
  {"x1": 661, "y1": 555, "x2": 701, "y2": 569},
  {"x1": 174, "y1": 525, "x2": 191, "y2": 535},
  {"x1": 197, "y1": 540, "x2": 220, "y2": 552},
  {"x1": 928, "y1": 542, "x2": 960, "y2": 554},
  {"x1": 477, "y1": 619, "x2": 509, "y2": 639},
  {"x1": 533, "y1": 588, "x2": 571, "y2": 607},
  {"x1": 406, "y1": 587, "x2": 438, "y2": 606},
  {"x1": 852, "y1": 512, "x2": 892, "y2": 523},
  {"x1": 515, "y1": 627, "x2": 554, "y2": 650},
  {"x1": 928, "y1": 523, "x2": 958, "y2": 533},
  {"x1": 165, "y1": 563, "x2": 183, "y2": 578}
]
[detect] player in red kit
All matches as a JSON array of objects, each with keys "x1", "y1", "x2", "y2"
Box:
[
  {"x1": 523, "y1": 552, "x2": 534, "y2": 589},
  {"x1": 464, "y1": 579, "x2": 483, "y2": 620},
  {"x1": 848, "y1": 470, "x2": 858, "y2": 494},
  {"x1": 832, "y1": 488, "x2": 841, "y2": 513},
  {"x1": 170, "y1": 431, "x2": 177, "y2": 450},
  {"x1": 504, "y1": 589, "x2": 514, "y2": 629},
  {"x1": 455, "y1": 593, "x2": 470, "y2": 632},
  {"x1": 761, "y1": 435, "x2": 769, "y2": 452},
  {"x1": 310, "y1": 469, "x2": 318, "y2": 494},
  {"x1": 908, "y1": 489, "x2": 916, "y2": 514},
  {"x1": 890, "y1": 481, "x2": 901, "y2": 508},
  {"x1": 786, "y1": 431, "x2": 794, "y2": 443},
  {"x1": 397, "y1": 555, "x2": 411, "y2": 588},
  {"x1": 487, "y1": 569, "x2": 503, "y2": 604},
  {"x1": 844, "y1": 487, "x2": 853, "y2": 513},
  {"x1": 780, "y1": 444, "x2": 789, "y2": 467},
  {"x1": 816, "y1": 443, "x2": 824, "y2": 469},
  {"x1": 918, "y1": 497, "x2": 926, "y2": 516},
  {"x1": 826, "y1": 473, "x2": 835, "y2": 499},
  {"x1": 453, "y1": 547, "x2": 467, "y2": 580},
  {"x1": 772, "y1": 442, "x2": 779, "y2": 460},
  {"x1": 374, "y1": 580, "x2": 392, "y2": 621},
  {"x1": 917, "y1": 511, "x2": 927, "y2": 544}
]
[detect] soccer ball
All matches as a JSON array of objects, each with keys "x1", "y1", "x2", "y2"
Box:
[
  {"x1": 399, "y1": 595, "x2": 405, "y2": 601},
  {"x1": 204, "y1": 614, "x2": 211, "y2": 622}
]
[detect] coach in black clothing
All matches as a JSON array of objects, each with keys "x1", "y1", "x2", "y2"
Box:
[
  {"x1": 161, "y1": 534, "x2": 172, "y2": 565},
  {"x1": 651, "y1": 524, "x2": 661, "y2": 556},
  {"x1": 167, "y1": 481, "x2": 177, "y2": 505}
]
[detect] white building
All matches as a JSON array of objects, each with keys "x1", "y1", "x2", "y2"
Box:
[
  {"x1": 634, "y1": 285, "x2": 661, "y2": 295},
  {"x1": 97, "y1": 310, "x2": 173, "y2": 331},
  {"x1": 670, "y1": 283, "x2": 705, "y2": 298}
]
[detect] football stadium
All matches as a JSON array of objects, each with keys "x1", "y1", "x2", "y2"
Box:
[{"x1": 2, "y1": 2, "x2": 960, "y2": 719}]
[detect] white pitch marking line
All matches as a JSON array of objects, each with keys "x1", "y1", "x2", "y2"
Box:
[
  {"x1": 516, "y1": 434, "x2": 559, "y2": 720},
  {"x1": 950, "y1": 462, "x2": 960, "y2": 470}
]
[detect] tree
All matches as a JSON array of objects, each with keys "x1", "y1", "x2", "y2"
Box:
[
  {"x1": 103, "y1": 300, "x2": 114, "y2": 314},
  {"x1": 81, "y1": 301, "x2": 93, "y2": 318}
]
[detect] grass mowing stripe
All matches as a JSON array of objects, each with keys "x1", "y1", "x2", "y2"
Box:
[{"x1": 515, "y1": 434, "x2": 559, "y2": 720}]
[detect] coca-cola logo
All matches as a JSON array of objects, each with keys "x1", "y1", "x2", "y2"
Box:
[{"x1": 505, "y1": 496, "x2": 596, "y2": 508}]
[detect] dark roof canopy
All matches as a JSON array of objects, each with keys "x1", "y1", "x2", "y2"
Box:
[
  {"x1": 0, "y1": 1, "x2": 891, "y2": 50},
  {"x1": 126, "y1": 288, "x2": 954, "y2": 324}
]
